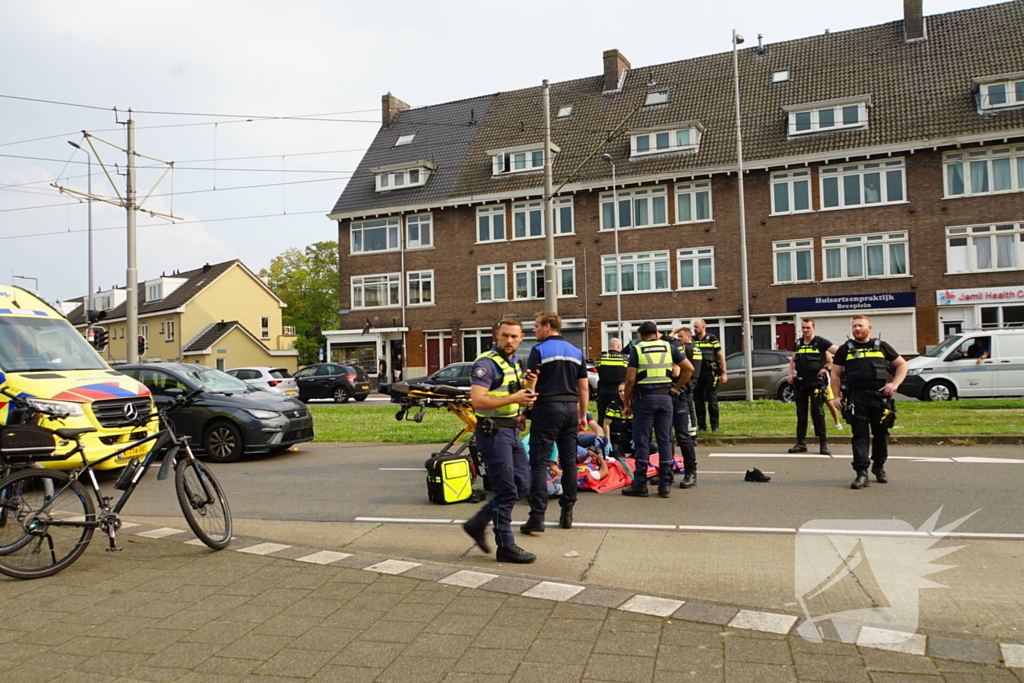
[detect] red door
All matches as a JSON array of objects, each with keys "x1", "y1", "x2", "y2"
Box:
[
  {"x1": 775, "y1": 323, "x2": 796, "y2": 352},
  {"x1": 443, "y1": 338, "x2": 453, "y2": 367},
  {"x1": 427, "y1": 338, "x2": 441, "y2": 374}
]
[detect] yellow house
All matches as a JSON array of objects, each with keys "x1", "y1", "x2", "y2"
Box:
[{"x1": 67, "y1": 260, "x2": 298, "y2": 371}]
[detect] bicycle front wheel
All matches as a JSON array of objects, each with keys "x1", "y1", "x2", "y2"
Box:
[
  {"x1": 0, "y1": 469, "x2": 95, "y2": 579},
  {"x1": 175, "y1": 459, "x2": 232, "y2": 549}
]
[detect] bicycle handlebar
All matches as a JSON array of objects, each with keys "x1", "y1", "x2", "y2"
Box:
[{"x1": 0, "y1": 386, "x2": 71, "y2": 421}]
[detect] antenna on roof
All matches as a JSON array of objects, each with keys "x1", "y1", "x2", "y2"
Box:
[
  {"x1": 519, "y1": 121, "x2": 525, "y2": 132},
  {"x1": 646, "y1": 71, "x2": 657, "y2": 88},
  {"x1": 756, "y1": 34, "x2": 765, "y2": 55},
  {"x1": 469, "y1": 108, "x2": 476, "y2": 125}
]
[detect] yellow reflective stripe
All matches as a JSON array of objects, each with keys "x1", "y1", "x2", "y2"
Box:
[
  {"x1": 476, "y1": 350, "x2": 522, "y2": 418},
  {"x1": 850, "y1": 350, "x2": 886, "y2": 358}
]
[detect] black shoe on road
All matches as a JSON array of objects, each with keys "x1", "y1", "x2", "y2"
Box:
[
  {"x1": 462, "y1": 519, "x2": 490, "y2": 554},
  {"x1": 496, "y1": 545, "x2": 536, "y2": 564},
  {"x1": 520, "y1": 518, "x2": 545, "y2": 535},
  {"x1": 559, "y1": 506, "x2": 573, "y2": 529},
  {"x1": 871, "y1": 462, "x2": 888, "y2": 483},
  {"x1": 621, "y1": 483, "x2": 649, "y2": 497},
  {"x1": 788, "y1": 443, "x2": 808, "y2": 453},
  {"x1": 679, "y1": 472, "x2": 697, "y2": 489},
  {"x1": 819, "y1": 440, "x2": 832, "y2": 456},
  {"x1": 658, "y1": 483, "x2": 671, "y2": 498},
  {"x1": 851, "y1": 471, "x2": 870, "y2": 489},
  {"x1": 744, "y1": 468, "x2": 771, "y2": 482}
]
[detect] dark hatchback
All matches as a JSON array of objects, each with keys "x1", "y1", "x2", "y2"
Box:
[
  {"x1": 401, "y1": 362, "x2": 474, "y2": 388},
  {"x1": 117, "y1": 363, "x2": 314, "y2": 462},
  {"x1": 294, "y1": 363, "x2": 372, "y2": 402}
]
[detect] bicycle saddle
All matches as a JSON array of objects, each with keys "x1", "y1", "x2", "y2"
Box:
[{"x1": 53, "y1": 427, "x2": 98, "y2": 440}]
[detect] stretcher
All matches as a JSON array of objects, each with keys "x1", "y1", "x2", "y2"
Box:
[{"x1": 382, "y1": 381, "x2": 478, "y2": 459}]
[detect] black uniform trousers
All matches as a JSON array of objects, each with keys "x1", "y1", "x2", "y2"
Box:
[
  {"x1": 467, "y1": 426, "x2": 529, "y2": 549},
  {"x1": 694, "y1": 373, "x2": 720, "y2": 431},
  {"x1": 794, "y1": 380, "x2": 827, "y2": 442},
  {"x1": 673, "y1": 391, "x2": 697, "y2": 471},
  {"x1": 631, "y1": 393, "x2": 675, "y2": 485},
  {"x1": 848, "y1": 392, "x2": 890, "y2": 472},
  {"x1": 528, "y1": 401, "x2": 579, "y2": 519},
  {"x1": 596, "y1": 385, "x2": 619, "y2": 427}
]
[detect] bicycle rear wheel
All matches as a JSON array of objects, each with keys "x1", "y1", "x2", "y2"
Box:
[
  {"x1": 175, "y1": 459, "x2": 232, "y2": 549},
  {"x1": 0, "y1": 469, "x2": 95, "y2": 579}
]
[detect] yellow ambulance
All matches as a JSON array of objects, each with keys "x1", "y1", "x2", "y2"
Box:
[{"x1": 0, "y1": 285, "x2": 155, "y2": 470}]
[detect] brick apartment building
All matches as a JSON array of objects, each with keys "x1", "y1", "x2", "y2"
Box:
[{"x1": 328, "y1": 0, "x2": 1024, "y2": 379}]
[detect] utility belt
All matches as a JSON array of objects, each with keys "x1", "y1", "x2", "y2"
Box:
[
  {"x1": 535, "y1": 394, "x2": 578, "y2": 404},
  {"x1": 637, "y1": 386, "x2": 672, "y2": 397},
  {"x1": 476, "y1": 416, "x2": 519, "y2": 435},
  {"x1": 841, "y1": 393, "x2": 897, "y2": 428}
]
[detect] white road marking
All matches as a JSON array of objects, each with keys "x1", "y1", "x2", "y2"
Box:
[
  {"x1": 619, "y1": 595, "x2": 684, "y2": 617},
  {"x1": 439, "y1": 570, "x2": 498, "y2": 588},
  {"x1": 297, "y1": 550, "x2": 353, "y2": 565},
  {"x1": 728, "y1": 609, "x2": 798, "y2": 634},
  {"x1": 364, "y1": 559, "x2": 422, "y2": 575},
  {"x1": 135, "y1": 527, "x2": 186, "y2": 539},
  {"x1": 1001, "y1": 643, "x2": 1024, "y2": 668},
  {"x1": 798, "y1": 529, "x2": 931, "y2": 538},
  {"x1": 571, "y1": 522, "x2": 678, "y2": 530},
  {"x1": 709, "y1": 453, "x2": 832, "y2": 458},
  {"x1": 700, "y1": 471, "x2": 776, "y2": 474},
  {"x1": 521, "y1": 582, "x2": 585, "y2": 602},
  {"x1": 184, "y1": 539, "x2": 207, "y2": 546},
  {"x1": 355, "y1": 517, "x2": 453, "y2": 524},
  {"x1": 378, "y1": 468, "x2": 423, "y2": 471},
  {"x1": 678, "y1": 525, "x2": 796, "y2": 534},
  {"x1": 951, "y1": 456, "x2": 1024, "y2": 464},
  {"x1": 856, "y1": 627, "x2": 927, "y2": 655},
  {"x1": 237, "y1": 542, "x2": 291, "y2": 555},
  {"x1": 942, "y1": 532, "x2": 1024, "y2": 540},
  {"x1": 884, "y1": 456, "x2": 953, "y2": 462}
]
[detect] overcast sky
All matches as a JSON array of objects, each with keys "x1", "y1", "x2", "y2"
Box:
[{"x1": 0, "y1": 0, "x2": 996, "y2": 305}]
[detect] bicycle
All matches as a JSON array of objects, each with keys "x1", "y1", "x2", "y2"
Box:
[{"x1": 0, "y1": 387, "x2": 232, "y2": 579}]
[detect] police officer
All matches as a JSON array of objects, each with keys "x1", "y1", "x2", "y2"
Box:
[
  {"x1": 829, "y1": 315, "x2": 908, "y2": 490},
  {"x1": 523, "y1": 312, "x2": 589, "y2": 533},
  {"x1": 621, "y1": 321, "x2": 693, "y2": 499},
  {"x1": 462, "y1": 318, "x2": 538, "y2": 563},
  {"x1": 787, "y1": 318, "x2": 839, "y2": 456},
  {"x1": 671, "y1": 326, "x2": 701, "y2": 488},
  {"x1": 595, "y1": 338, "x2": 628, "y2": 427},
  {"x1": 692, "y1": 319, "x2": 727, "y2": 433}
]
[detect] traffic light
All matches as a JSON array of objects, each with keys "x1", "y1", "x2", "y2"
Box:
[
  {"x1": 138, "y1": 335, "x2": 147, "y2": 357},
  {"x1": 89, "y1": 326, "x2": 108, "y2": 351}
]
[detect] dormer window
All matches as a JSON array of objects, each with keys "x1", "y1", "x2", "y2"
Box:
[
  {"x1": 975, "y1": 72, "x2": 1024, "y2": 111},
  {"x1": 372, "y1": 161, "x2": 434, "y2": 192},
  {"x1": 785, "y1": 96, "x2": 870, "y2": 137},
  {"x1": 395, "y1": 133, "x2": 415, "y2": 146},
  {"x1": 488, "y1": 143, "x2": 557, "y2": 176},
  {"x1": 629, "y1": 122, "x2": 701, "y2": 158},
  {"x1": 644, "y1": 90, "x2": 669, "y2": 106}
]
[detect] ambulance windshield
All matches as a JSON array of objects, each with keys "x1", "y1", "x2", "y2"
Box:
[{"x1": 0, "y1": 316, "x2": 107, "y2": 372}]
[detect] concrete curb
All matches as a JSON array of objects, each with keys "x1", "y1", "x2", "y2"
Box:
[{"x1": 697, "y1": 434, "x2": 1024, "y2": 445}]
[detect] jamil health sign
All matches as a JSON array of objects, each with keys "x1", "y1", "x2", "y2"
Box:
[{"x1": 936, "y1": 285, "x2": 1024, "y2": 306}]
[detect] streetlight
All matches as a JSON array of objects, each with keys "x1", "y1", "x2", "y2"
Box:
[
  {"x1": 68, "y1": 139, "x2": 94, "y2": 329},
  {"x1": 601, "y1": 153, "x2": 623, "y2": 343},
  {"x1": 732, "y1": 29, "x2": 754, "y2": 402},
  {"x1": 12, "y1": 274, "x2": 38, "y2": 291}
]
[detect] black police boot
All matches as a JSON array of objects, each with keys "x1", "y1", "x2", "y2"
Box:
[
  {"x1": 621, "y1": 483, "x2": 649, "y2": 497},
  {"x1": 658, "y1": 482, "x2": 671, "y2": 498},
  {"x1": 851, "y1": 471, "x2": 870, "y2": 490},
  {"x1": 788, "y1": 441, "x2": 808, "y2": 453},
  {"x1": 819, "y1": 438, "x2": 831, "y2": 456},
  {"x1": 520, "y1": 518, "x2": 545, "y2": 535},
  {"x1": 871, "y1": 461, "x2": 888, "y2": 483},
  {"x1": 496, "y1": 544, "x2": 536, "y2": 564},
  {"x1": 680, "y1": 468, "x2": 697, "y2": 489},
  {"x1": 559, "y1": 505, "x2": 573, "y2": 529},
  {"x1": 462, "y1": 518, "x2": 490, "y2": 554}
]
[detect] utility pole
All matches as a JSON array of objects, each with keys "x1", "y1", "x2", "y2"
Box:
[
  {"x1": 733, "y1": 30, "x2": 754, "y2": 402},
  {"x1": 542, "y1": 79, "x2": 557, "y2": 313}
]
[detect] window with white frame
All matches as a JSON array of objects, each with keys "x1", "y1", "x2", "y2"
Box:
[
  {"x1": 946, "y1": 223, "x2": 1024, "y2": 274},
  {"x1": 602, "y1": 251, "x2": 671, "y2": 294},
  {"x1": 676, "y1": 247, "x2": 715, "y2": 290},
  {"x1": 770, "y1": 170, "x2": 812, "y2": 214},
  {"x1": 477, "y1": 264, "x2": 507, "y2": 302},
  {"x1": 166, "y1": 320, "x2": 175, "y2": 342},
  {"x1": 773, "y1": 240, "x2": 815, "y2": 284},
  {"x1": 373, "y1": 165, "x2": 431, "y2": 192},
  {"x1": 644, "y1": 90, "x2": 669, "y2": 106},
  {"x1": 97, "y1": 295, "x2": 112, "y2": 310},
  {"x1": 820, "y1": 159, "x2": 905, "y2": 210},
  {"x1": 772, "y1": 70, "x2": 790, "y2": 83},
  {"x1": 553, "y1": 197, "x2": 574, "y2": 234},
  {"x1": 675, "y1": 181, "x2": 712, "y2": 223},
  {"x1": 352, "y1": 273, "x2": 401, "y2": 309},
  {"x1": 600, "y1": 186, "x2": 668, "y2": 230},
  {"x1": 786, "y1": 98, "x2": 868, "y2": 136},
  {"x1": 630, "y1": 126, "x2": 699, "y2": 157},
  {"x1": 490, "y1": 144, "x2": 547, "y2": 176},
  {"x1": 512, "y1": 259, "x2": 575, "y2": 300},
  {"x1": 395, "y1": 133, "x2": 415, "y2": 146},
  {"x1": 406, "y1": 214, "x2": 432, "y2": 249},
  {"x1": 146, "y1": 284, "x2": 162, "y2": 301},
  {"x1": 477, "y1": 205, "x2": 506, "y2": 243},
  {"x1": 512, "y1": 201, "x2": 543, "y2": 239},
  {"x1": 944, "y1": 146, "x2": 1024, "y2": 198},
  {"x1": 140, "y1": 323, "x2": 148, "y2": 342},
  {"x1": 822, "y1": 232, "x2": 908, "y2": 281},
  {"x1": 976, "y1": 75, "x2": 1024, "y2": 110},
  {"x1": 351, "y1": 218, "x2": 400, "y2": 254},
  {"x1": 556, "y1": 105, "x2": 573, "y2": 118},
  {"x1": 407, "y1": 270, "x2": 435, "y2": 305},
  {"x1": 260, "y1": 317, "x2": 270, "y2": 339}
]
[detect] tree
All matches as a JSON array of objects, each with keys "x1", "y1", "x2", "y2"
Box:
[{"x1": 260, "y1": 241, "x2": 339, "y2": 365}]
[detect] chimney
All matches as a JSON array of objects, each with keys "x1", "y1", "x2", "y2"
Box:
[
  {"x1": 603, "y1": 49, "x2": 630, "y2": 92},
  {"x1": 903, "y1": 0, "x2": 926, "y2": 42},
  {"x1": 381, "y1": 92, "x2": 410, "y2": 128},
  {"x1": 202, "y1": 263, "x2": 211, "y2": 273}
]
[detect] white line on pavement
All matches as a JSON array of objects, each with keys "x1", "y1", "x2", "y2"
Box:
[
  {"x1": 729, "y1": 609, "x2": 798, "y2": 634},
  {"x1": 237, "y1": 542, "x2": 291, "y2": 555},
  {"x1": 678, "y1": 525, "x2": 796, "y2": 534},
  {"x1": 378, "y1": 468, "x2": 423, "y2": 471},
  {"x1": 297, "y1": 550, "x2": 353, "y2": 565},
  {"x1": 364, "y1": 559, "x2": 422, "y2": 575},
  {"x1": 619, "y1": 595, "x2": 684, "y2": 617},
  {"x1": 439, "y1": 570, "x2": 498, "y2": 588},
  {"x1": 709, "y1": 453, "x2": 833, "y2": 458},
  {"x1": 522, "y1": 582, "x2": 585, "y2": 602},
  {"x1": 952, "y1": 456, "x2": 1024, "y2": 464},
  {"x1": 135, "y1": 527, "x2": 187, "y2": 539},
  {"x1": 355, "y1": 517, "x2": 453, "y2": 524},
  {"x1": 570, "y1": 522, "x2": 678, "y2": 530}
]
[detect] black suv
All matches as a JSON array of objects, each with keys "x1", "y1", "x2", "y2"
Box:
[{"x1": 294, "y1": 363, "x2": 372, "y2": 403}]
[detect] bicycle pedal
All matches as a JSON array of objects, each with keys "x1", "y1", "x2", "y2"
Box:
[{"x1": 105, "y1": 546, "x2": 123, "y2": 552}]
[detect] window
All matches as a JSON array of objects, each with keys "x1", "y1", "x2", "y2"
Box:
[
  {"x1": 373, "y1": 164, "x2": 431, "y2": 192},
  {"x1": 165, "y1": 320, "x2": 175, "y2": 342},
  {"x1": 489, "y1": 144, "x2": 549, "y2": 176},
  {"x1": 553, "y1": 197, "x2": 574, "y2": 234},
  {"x1": 395, "y1": 133, "x2": 415, "y2": 146},
  {"x1": 820, "y1": 159, "x2": 905, "y2": 210},
  {"x1": 351, "y1": 218, "x2": 400, "y2": 254},
  {"x1": 786, "y1": 98, "x2": 869, "y2": 136},
  {"x1": 512, "y1": 259, "x2": 575, "y2": 300},
  {"x1": 602, "y1": 251, "x2": 671, "y2": 294},
  {"x1": 946, "y1": 223, "x2": 1024, "y2": 274},
  {"x1": 140, "y1": 323, "x2": 148, "y2": 342},
  {"x1": 406, "y1": 214, "x2": 432, "y2": 249},
  {"x1": 976, "y1": 75, "x2": 1024, "y2": 110},
  {"x1": 477, "y1": 264, "x2": 507, "y2": 302},
  {"x1": 260, "y1": 317, "x2": 270, "y2": 339},
  {"x1": 943, "y1": 146, "x2": 1024, "y2": 198},
  {"x1": 97, "y1": 295, "x2": 112, "y2": 310},
  {"x1": 770, "y1": 170, "x2": 812, "y2": 214},
  {"x1": 822, "y1": 232, "x2": 908, "y2": 281},
  {"x1": 772, "y1": 70, "x2": 790, "y2": 83},
  {"x1": 676, "y1": 247, "x2": 715, "y2": 290},
  {"x1": 407, "y1": 270, "x2": 434, "y2": 305},
  {"x1": 644, "y1": 90, "x2": 669, "y2": 106},
  {"x1": 773, "y1": 240, "x2": 815, "y2": 283},
  {"x1": 512, "y1": 201, "x2": 543, "y2": 239},
  {"x1": 980, "y1": 305, "x2": 1024, "y2": 328},
  {"x1": 556, "y1": 105, "x2": 573, "y2": 118},
  {"x1": 675, "y1": 181, "x2": 712, "y2": 223},
  {"x1": 477, "y1": 205, "x2": 506, "y2": 243},
  {"x1": 146, "y1": 284, "x2": 162, "y2": 301},
  {"x1": 630, "y1": 127, "x2": 699, "y2": 158},
  {"x1": 352, "y1": 273, "x2": 401, "y2": 309},
  {"x1": 600, "y1": 186, "x2": 669, "y2": 229}
]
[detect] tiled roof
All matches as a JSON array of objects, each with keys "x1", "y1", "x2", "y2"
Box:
[
  {"x1": 331, "y1": 2, "x2": 1024, "y2": 218},
  {"x1": 183, "y1": 321, "x2": 241, "y2": 353}
]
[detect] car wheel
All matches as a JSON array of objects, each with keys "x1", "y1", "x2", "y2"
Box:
[
  {"x1": 333, "y1": 386, "x2": 350, "y2": 403},
  {"x1": 777, "y1": 383, "x2": 796, "y2": 403},
  {"x1": 203, "y1": 421, "x2": 245, "y2": 463},
  {"x1": 924, "y1": 380, "x2": 956, "y2": 402},
  {"x1": 354, "y1": 395, "x2": 367, "y2": 402}
]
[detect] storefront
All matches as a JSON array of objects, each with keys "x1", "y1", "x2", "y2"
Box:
[
  {"x1": 786, "y1": 292, "x2": 918, "y2": 351},
  {"x1": 323, "y1": 326, "x2": 407, "y2": 378},
  {"x1": 600, "y1": 315, "x2": 796, "y2": 356},
  {"x1": 936, "y1": 285, "x2": 1024, "y2": 336}
]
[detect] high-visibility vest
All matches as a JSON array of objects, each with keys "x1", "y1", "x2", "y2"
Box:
[
  {"x1": 595, "y1": 350, "x2": 628, "y2": 386},
  {"x1": 843, "y1": 339, "x2": 891, "y2": 391},
  {"x1": 635, "y1": 339, "x2": 674, "y2": 386},
  {"x1": 474, "y1": 349, "x2": 522, "y2": 418},
  {"x1": 694, "y1": 335, "x2": 720, "y2": 374},
  {"x1": 794, "y1": 337, "x2": 826, "y2": 378}
]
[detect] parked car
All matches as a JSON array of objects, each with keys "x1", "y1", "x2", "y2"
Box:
[
  {"x1": 294, "y1": 363, "x2": 372, "y2": 402},
  {"x1": 585, "y1": 359, "x2": 599, "y2": 391},
  {"x1": 716, "y1": 350, "x2": 795, "y2": 402},
  {"x1": 898, "y1": 328, "x2": 1024, "y2": 401},
  {"x1": 226, "y1": 367, "x2": 298, "y2": 396},
  {"x1": 402, "y1": 362, "x2": 474, "y2": 388},
  {"x1": 117, "y1": 363, "x2": 313, "y2": 463}
]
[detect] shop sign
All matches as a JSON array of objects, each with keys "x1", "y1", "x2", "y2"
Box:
[
  {"x1": 936, "y1": 286, "x2": 1024, "y2": 306},
  {"x1": 787, "y1": 292, "x2": 916, "y2": 312}
]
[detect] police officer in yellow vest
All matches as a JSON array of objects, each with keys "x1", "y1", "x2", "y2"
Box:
[
  {"x1": 692, "y1": 319, "x2": 727, "y2": 433},
  {"x1": 829, "y1": 315, "x2": 908, "y2": 490},
  {"x1": 671, "y1": 326, "x2": 701, "y2": 488},
  {"x1": 463, "y1": 318, "x2": 539, "y2": 563},
  {"x1": 621, "y1": 321, "x2": 693, "y2": 499},
  {"x1": 595, "y1": 338, "x2": 628, "y2": 427},
  {"x1": 787, "y1": 318, "x2": 839, "y2": 456}
]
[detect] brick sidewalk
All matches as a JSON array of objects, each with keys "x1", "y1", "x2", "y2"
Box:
[{"x1": 1, "y1": 534, "x2": 1021, "y2": 683}]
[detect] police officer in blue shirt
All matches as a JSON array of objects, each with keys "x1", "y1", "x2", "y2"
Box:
[{"x1": 522, "y1": 311, "x2": 589, "y2": 533}]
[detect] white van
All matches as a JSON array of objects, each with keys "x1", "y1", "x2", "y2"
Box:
[{"x1": 898, "y1": 329, "x2": 1024, "y2": 401}]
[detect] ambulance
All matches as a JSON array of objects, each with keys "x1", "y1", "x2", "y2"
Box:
[{"x1": 0, "y1": 285, "x2": 155, "y2": 470}]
